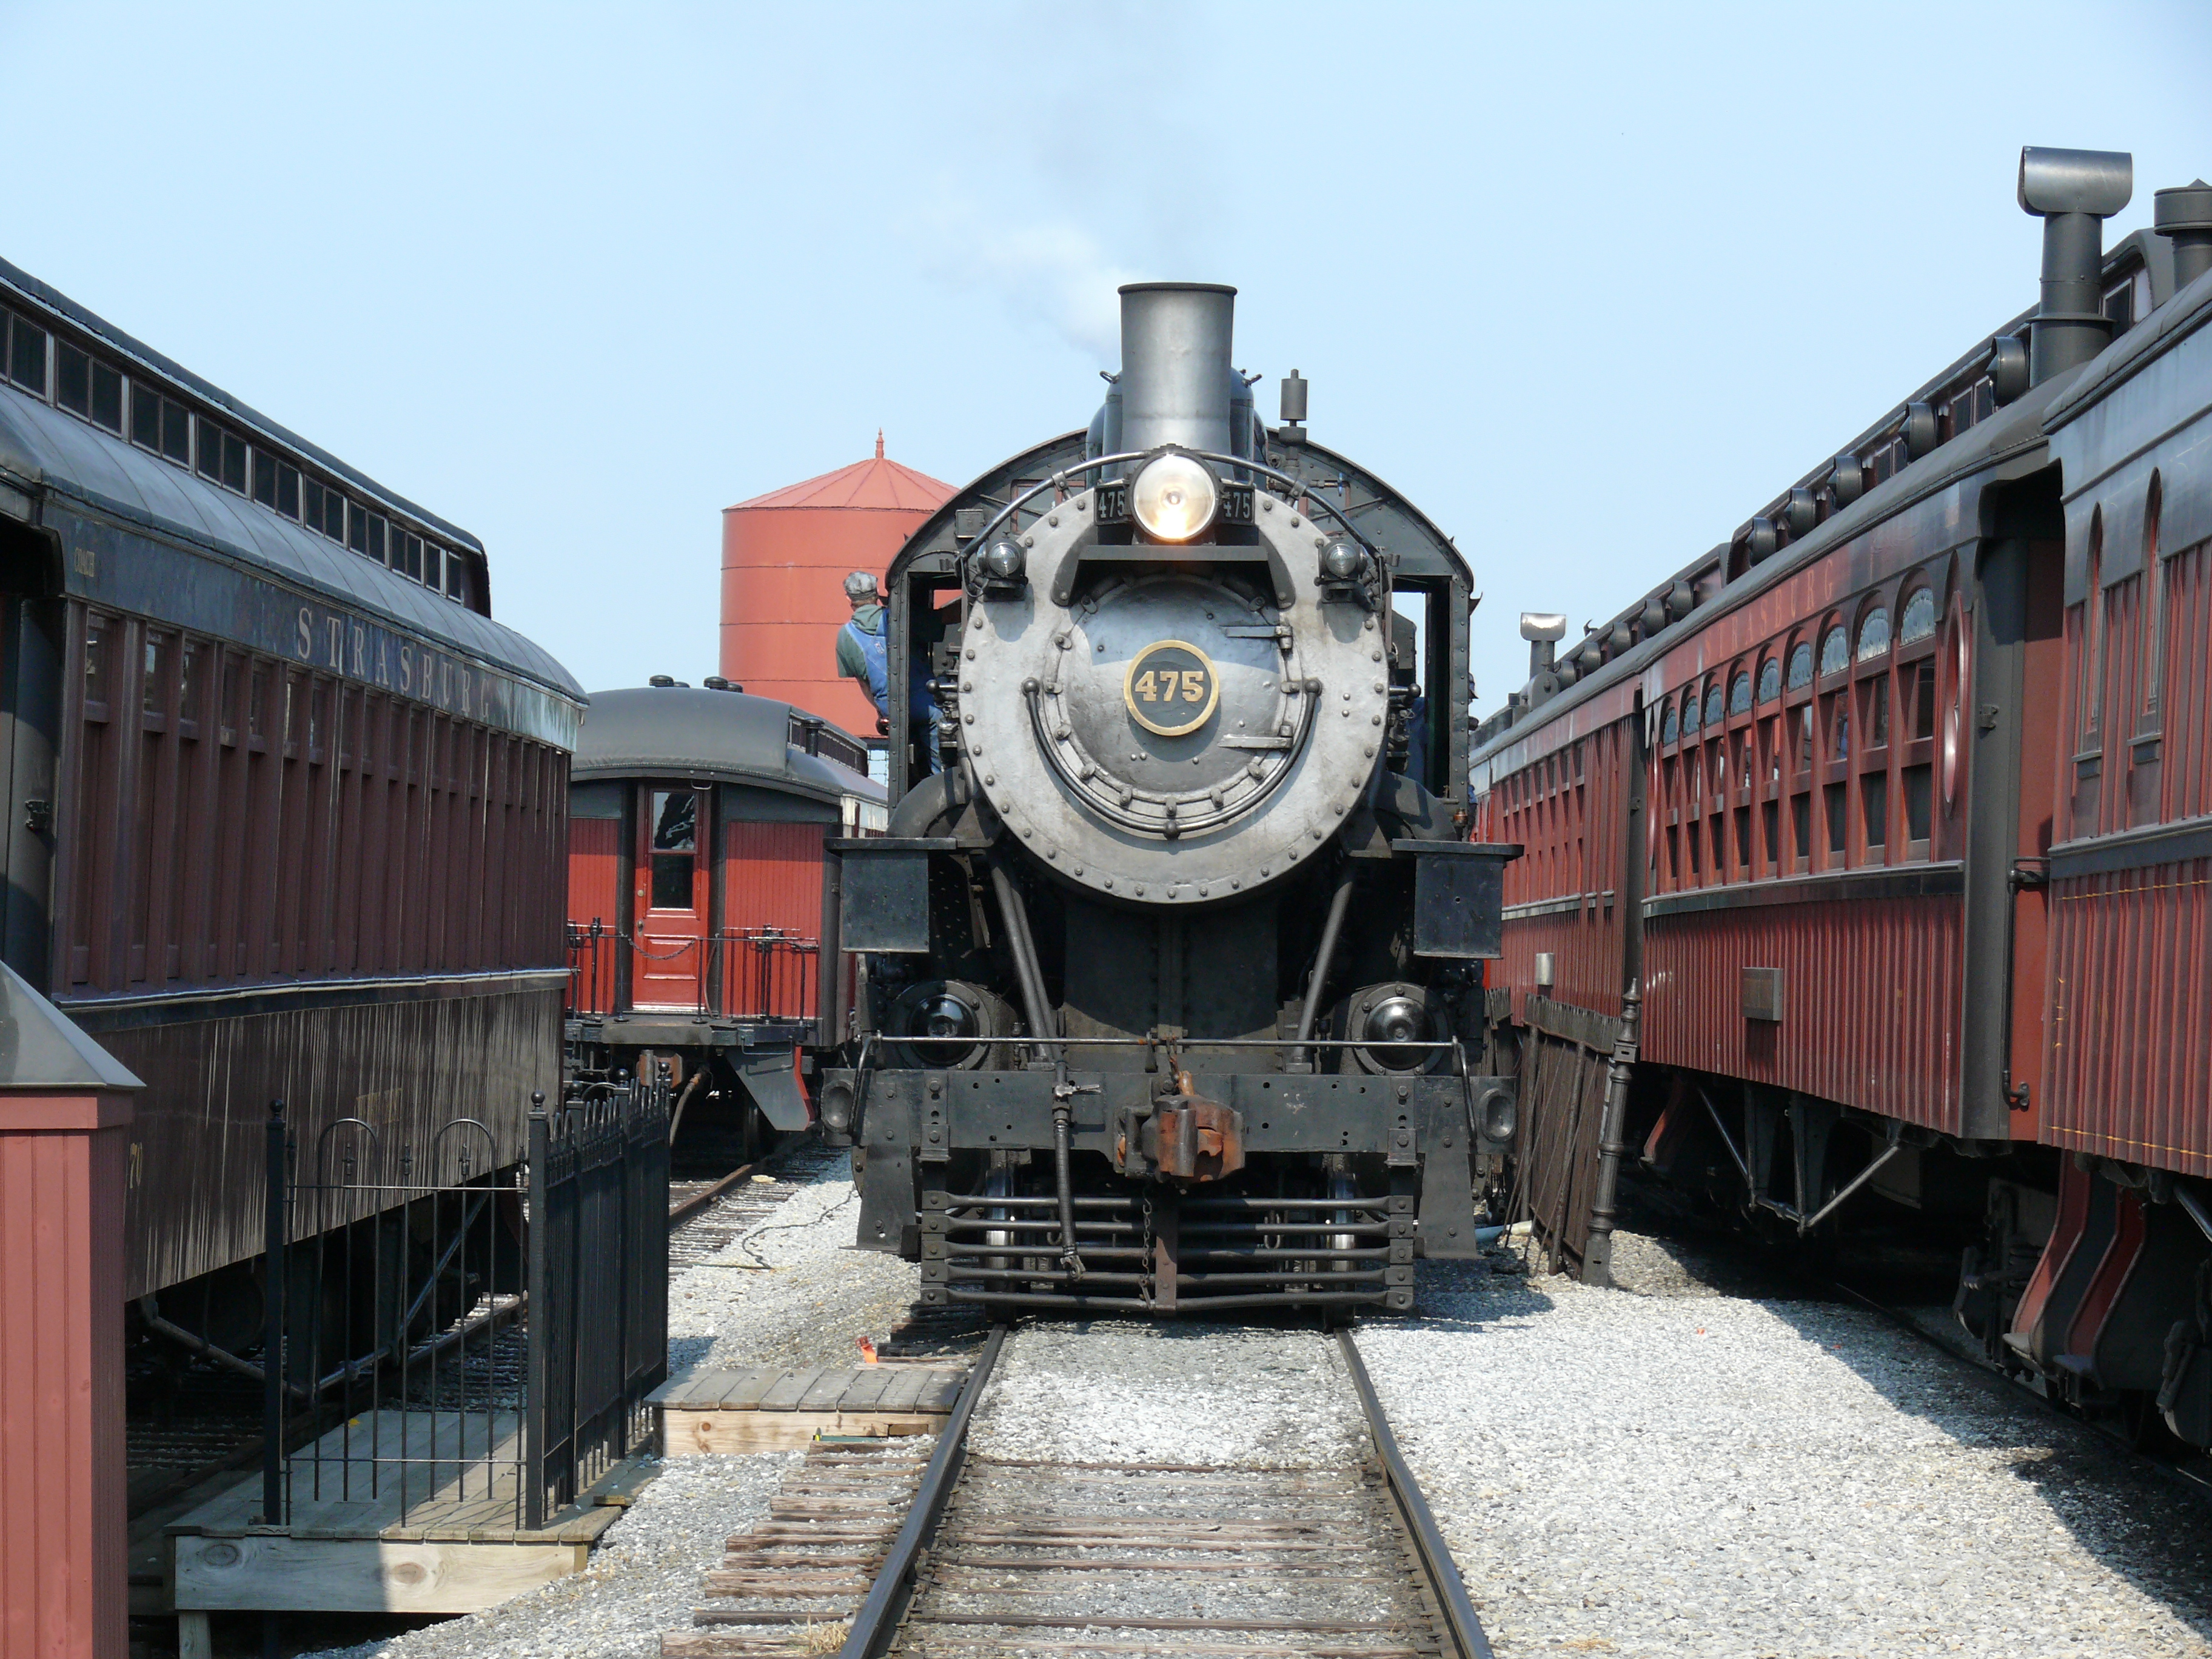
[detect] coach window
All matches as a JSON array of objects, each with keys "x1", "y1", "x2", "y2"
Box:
[
  {"x1": 2070, "y1": 511, "x2": 2106, "y2": 840},
  {"x1": 347, "y1": 503, "x2": 369, "y2": 557},
  {"x1": 56, "y1": 342, "x2": 121, "y2": 431},
  {"x1": 198, "y1": 421, "x2": 247, "y2": 494},
  {"x1": 424, "y1": 542, "x2": 445, "y2": 591},
  {"x1": 1780, "y1": 636, "x2": 1813, "y2": 873},
  {"x1": 1855, "y1": 598, "x2": 1892, "y2": 859},
  {"x1": 177, "y1": 640, "x2": 202, "y2": 734},
  {"x1": 649, "y1": 790, "x2": 698, "y2": 910},
  {"x1": 142, "y1": 634, "x2": 167, "y2": 723},
  {"x1": 2077, "y1": 511, "x2": 2105, "y2": 756},
  {"x1": 5, "y1": 310, "x2": 47, "y2": 394},
  {"x1": 367, "y1": 514, "x2": 387, "y2": 566},
  {"x1": 2140, "y1": 473, "x2": 2165, "y2": 735},
  {"x1": 1894, "y1": 581, "x2": 1940, "y2": 857},
  {"x1": 1660, "y1": 698, "x2": 1678, "y2": 745}
]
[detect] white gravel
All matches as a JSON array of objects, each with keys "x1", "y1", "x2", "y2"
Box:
[
  {"x1": 293, "y1": 1156, "x2": 2212, "y2": 1659},
  {"x1": 968, "y1": 1319, "x2": 1364, "y2": 1470},
  {"x1": 1359, "y1": 1235, "x2": 2212, "y2": 1658},
  {"x1": 297, "y1": 1143, "x2": 918, "y2": 1659}
]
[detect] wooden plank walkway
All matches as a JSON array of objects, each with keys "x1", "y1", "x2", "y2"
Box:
[
  {"x1": 168, "y1": 1410, "x2": 622, "y2": 1621},
  {"x1": 651, "y1": 1365, "x2": 967, "y2": 1453}
]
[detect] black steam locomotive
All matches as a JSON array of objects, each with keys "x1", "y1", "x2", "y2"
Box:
[{"x1": 819, "y1": 283, "x2": 1516, "y2": 1315}]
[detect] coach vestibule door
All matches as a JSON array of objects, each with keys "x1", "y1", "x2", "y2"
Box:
[{"x1": 633, "y1": 784, "x2": 711, "y2": 1008}]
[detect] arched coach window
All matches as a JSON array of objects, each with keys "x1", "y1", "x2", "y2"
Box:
[
  {"x1": 2143, "y1": 472, "x2": 2164, "y2": 726},
  {"x1": 1818, "y1": 622, "x2": 1850, "y2": 677},
  {"x1": 2080, "y1": 508, "x2": 2104, "y2": 746},
  {"x1": 1755, "y1": 655, "x2": 1781, "y2": 704},
  {"x1": 1898, "y1": 586, "x2": 1937, "y2": 646},
  {"x1": 1661, "y1": 699, "x2": 1680, "y2": 744},
  {"x1": 1703, "y1": 680, "x2": 1726, "y2": 728},
  {"x1": 1786, "y1": 639, "x2": 1814, "y2": 691},
  {"x1": 1857, "y1": 604, "x2": 1891, "y2": 662},
  {"x1": 1728, "y1": 669, "x2": 1752, "y2": 716},
  {"x1": 1681, "y1": 687, "x2": 1700, "y2": 737}
]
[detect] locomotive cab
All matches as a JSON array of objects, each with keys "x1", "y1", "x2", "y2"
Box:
[{"x1": 821, "y1": 283, "x2": 1517, "y2": 1316}]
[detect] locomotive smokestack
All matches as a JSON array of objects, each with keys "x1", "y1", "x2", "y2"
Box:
[
  {"x1": 2017, "y1": 146, "x2": 2133, "y2": 386},
  {"x1": 1118, "y1": 283, "x2": 1236, "y2": 455}
]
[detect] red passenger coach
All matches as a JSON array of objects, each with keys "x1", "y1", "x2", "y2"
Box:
[
  {"x1": 1473, "y1": 148, "x2": 2212, "y2": 1447},
  {"x1": 564, "y1": 683, "x2": 884, "y2": 1145}
]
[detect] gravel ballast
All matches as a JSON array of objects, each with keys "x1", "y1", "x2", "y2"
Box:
[
  {"x1": 295, "y1": 1148, "x2": 2212, "y2": 1658},
  {"x1": 1359, "y1": 1235, "x2": 2212, "y2": 1658}
]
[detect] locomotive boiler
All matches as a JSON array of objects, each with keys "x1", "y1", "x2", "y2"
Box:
[{"x1": 819, "y1": 283, "x2": 1517, "y2": 1315}]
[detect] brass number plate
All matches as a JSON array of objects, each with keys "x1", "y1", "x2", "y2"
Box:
[{"x1": 1124, "y1": 640, "x2": 1221, "y2": 739}]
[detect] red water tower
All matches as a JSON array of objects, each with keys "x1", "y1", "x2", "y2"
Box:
[{"x1": 720, "y1": 435, "x2": 954, "y2": 736}]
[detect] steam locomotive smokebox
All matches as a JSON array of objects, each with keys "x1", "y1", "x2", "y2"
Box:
[
  {"x1": 1394, "y1": 840, "x2": 1521, "y2": 959},
  {"x1": 832, "y1": 837, "x2": 956, "y2": 953}
]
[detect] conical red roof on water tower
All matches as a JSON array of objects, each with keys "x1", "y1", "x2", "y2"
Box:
[{"x1": 719, "y1": 434, "x2": 955, "y2": 736}]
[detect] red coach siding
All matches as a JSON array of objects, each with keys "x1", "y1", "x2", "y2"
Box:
[
  {"x1": 566, "y1": 816, "x2": 620, "y2": 1015},
  {"x1": 1491, "y1": 714, "x2": 1637, "y2": 1021},
  {"x1": 722, "y1": 822, "x2": 828, "y2": 1019},
  {"x1": 2043, "y1": 856, "x2": 2212, "y2": 1171},
  {"x1": 1643, "y1": 893, "x2": 1964, "y2": 1130}
]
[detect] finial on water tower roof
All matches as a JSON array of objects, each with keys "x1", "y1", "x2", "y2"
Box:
[{"x1": 876, "y1": 429, "x2": 885, "y2": 459}]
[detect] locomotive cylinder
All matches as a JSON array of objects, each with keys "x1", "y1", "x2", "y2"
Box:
[{"x1": 1117, "y1": 282, "x2": 1238, "y2": 454}]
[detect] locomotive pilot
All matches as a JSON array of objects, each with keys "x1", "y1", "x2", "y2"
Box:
[{"x1": 837, "y1": 570, "x2": 943, "y2": 773}]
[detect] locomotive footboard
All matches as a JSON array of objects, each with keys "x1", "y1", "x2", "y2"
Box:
[{"x1": 822, "y1": 1064, "x2": 1515, "y2": 1314}]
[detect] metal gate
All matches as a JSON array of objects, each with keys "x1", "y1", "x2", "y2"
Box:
[
  {"x1": 527, "y1": 1070, "x2": 669, "y2": 1526},
  {"x1": 256, "y1": 1071, "x2": 668, "y2": 1533}
]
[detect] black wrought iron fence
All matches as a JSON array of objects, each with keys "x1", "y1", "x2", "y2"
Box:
[
  {"x1": 255, "y1": 1071, "x2": 668, "y2": 1534},
  {"x1": 528, "y1": 1069, "x2": 669, "y2": 1526},
  {"x1": 259, "y1": 1105, "x2": 528, "y2": 1529}
]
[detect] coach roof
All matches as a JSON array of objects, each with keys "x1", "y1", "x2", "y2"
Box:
[{"x1": 572, "y1": 686, "x2": 883, "y2": 804}]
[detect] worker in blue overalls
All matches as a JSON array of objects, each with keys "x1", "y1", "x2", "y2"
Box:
[{"x1": 836, "y1": 571, "x2": 943, "y2": 773}]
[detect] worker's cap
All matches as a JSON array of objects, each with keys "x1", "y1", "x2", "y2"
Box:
[{"x1": 843, "y1": 571, "x2": 880, "y2": 600}]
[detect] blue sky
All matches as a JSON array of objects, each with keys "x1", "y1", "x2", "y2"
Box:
[{"x1": 4, "y1": 1, "x2": 2208, "y2": 709}]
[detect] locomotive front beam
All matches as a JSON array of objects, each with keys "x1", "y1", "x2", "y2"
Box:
[{"x1": 823, "y1": 1064, "x2": 1512, "y2": 1265}]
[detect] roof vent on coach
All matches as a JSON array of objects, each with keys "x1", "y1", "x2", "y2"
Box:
[
  {"x1": 2017, "y1": 146, "x2": 2134, "y2": 386},
  {"x1": 649, "y1": 674, "x2": 689, "y2": 688},
  {"x1": 2156, "y1": 180, "x2": 2212, "y2": 292},
  {"x1": 1520, "y1": 612, "x2": 1567, "y2": 679}
]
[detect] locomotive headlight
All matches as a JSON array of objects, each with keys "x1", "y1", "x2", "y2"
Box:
[
  {"x1": 982, "y1": 540, "x2": 1025, "y2": 580},
  {"x1": 1130, "y1": 453, "x2": 1218, "y2": 543},
  {"x1": 1321, "y1": 542, "x2": 1366, "y2": 581}
]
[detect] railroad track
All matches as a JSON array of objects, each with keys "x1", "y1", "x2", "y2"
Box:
[{"x1": 668, "y1": 1324, "x2": 1492, "y2": 1659}]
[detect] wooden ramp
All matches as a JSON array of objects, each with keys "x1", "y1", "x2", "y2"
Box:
[
  {"x1": 651, "y1": 1364, "x2": 968, "y2": 1453},
  {"x1": 167, "y1": 1410, "x2": 625, "y2": 1629}
]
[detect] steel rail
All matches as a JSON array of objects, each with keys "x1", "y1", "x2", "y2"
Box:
[
  {"x1": 836, "y1": 1320, "x2": 1010, "y2": 1659},
  {"x1": 1337, "y1": 1328, "x2": 1496, "y2": 1659}
]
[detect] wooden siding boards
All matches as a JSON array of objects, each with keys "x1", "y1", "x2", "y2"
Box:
[
  {"x1": 42, "y1": 595, "x2": 573, "y2": 1297},
  {"x1": 96, "y1": 983, "x2": 559, "y2": 1298},
  {"x1": 2044, "y1": 854, "x2": 2212, "y2": 1172},
  {"x1": 2038, "y1": 276, "x2": 2212, "y2": 1178},
  {"x1": 0, "y1": 1102, "x2": 133, "y2": 1659},
  {"x1": 1642, "y1": 894, "x2": 1965, "y2": 1133},
  {"x1": 721, "y1": 821, "x2": 828, "y2": 1020}
]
